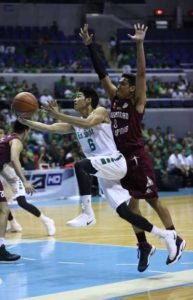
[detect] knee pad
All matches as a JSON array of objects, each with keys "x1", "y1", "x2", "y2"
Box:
[
  {"x1": 17, "y1": 196, "x2": 27, "y2": 208},
  {"x1": 75, "y1": 159, "x2": 97, "y2": 175},
  {"x1": 116, "y1": 202, "x2": 130, "y2": 219}
]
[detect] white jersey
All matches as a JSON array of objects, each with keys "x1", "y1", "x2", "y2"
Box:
[
  {"x1": 74, "y1": 123, "x2": 118, "y2": 157},
  {"x1": 74, "y1": 122, "x2": 130, "y2": 209}
]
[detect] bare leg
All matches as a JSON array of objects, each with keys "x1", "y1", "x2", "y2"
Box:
[{"x1": 145, "y1": 197, "x2": 174, "y2": 228}]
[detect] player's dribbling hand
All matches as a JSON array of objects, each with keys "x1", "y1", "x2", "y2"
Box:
[
  {"x1": 79, "y1": 24, "x2": 93, "y2": 46},
  {"x1": 128, "y1": 23, "x2": 148, "y2": 43},
  {"x1": 23, "y1": 181, "x2": 36, "y2": 195}
]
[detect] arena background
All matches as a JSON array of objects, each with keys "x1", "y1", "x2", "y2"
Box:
[{"x1": 0, "y1": 1, "x2": 193, "y2": 300}]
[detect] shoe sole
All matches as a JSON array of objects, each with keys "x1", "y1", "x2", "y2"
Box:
[
  {"x1": 138, "y1": 246, "x2": 156, "y2": 272},
  {"x1": 66, "y1": 220, "x2": 96, "y2": 228},
  {"x1": 0, "y1": 256, "x2": 21, "y2": 262},
  {"x1": 167, "y1": 240, "x2": 186, "y2": 265}
]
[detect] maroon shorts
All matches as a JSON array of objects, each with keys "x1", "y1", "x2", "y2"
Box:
[
  {"x1": 121, "y1": 150, "x2": 158, "y2": 199},
  {"x1": 0, "y1": 181, "x2": 7, "y2": 202}
]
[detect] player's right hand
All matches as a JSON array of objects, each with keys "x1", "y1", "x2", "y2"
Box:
[
  {"x1": 23, "y1": 181, "x2": 36, "y2": 195},
  {"x1": 79, "y1": 24, "x2": 93, "y2": 46}
]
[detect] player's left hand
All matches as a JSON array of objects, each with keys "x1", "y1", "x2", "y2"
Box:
[
  {"x1": 128, "y1": 24, "x2": 148, "y2": 42},
  {"x1": 17, "y1": 116, "x2": 29, "y2": 125}
]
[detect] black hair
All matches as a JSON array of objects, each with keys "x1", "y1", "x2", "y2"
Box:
[
  {"x1": 79, "y1": 87, "x2": 99, "y2": 109},
  {"x1": 122, "y1": 73, "x2": 136, "y2": 86},
  {"x1": 13, "y1": 120, "x2": 29, "y2": 134}
]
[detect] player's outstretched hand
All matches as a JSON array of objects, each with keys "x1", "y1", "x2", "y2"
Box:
[
  {"x1": 79, "y1": 24, "x2": 93, "y2": 46},
  {"x1": 17, "y1": 116, "x2": 29, "y2": 125},
  {"x1": 42, "y1": 100, "x2": 59, "y2": 117},
  {"x1": 24, "y1": 181, "x2": 36, "y2": 195},
  {"x1": 128, "y1": 23, "x2": 148, "y2": 43}
]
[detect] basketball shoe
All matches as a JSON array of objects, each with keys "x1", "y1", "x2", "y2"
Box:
[
  {"x1": 137, "y1": 242, "x2": 156, "y2": 272},
  {"x1": 66, "y1": 213, "x2": 96, "y2": 227},
  {"x1": 164, "y1": 230, "x2": 177, "y2": 262},
  {"x1": 0, "y1": 244, "x2": 20, "y2": 261},
  {"x1": 166, "y1": 235, "x2": 186, "y2": 265}
]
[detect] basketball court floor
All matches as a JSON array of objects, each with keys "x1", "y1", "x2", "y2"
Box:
[{"x1": 1, "y1": 188, "x2": 193, "y2": 300}]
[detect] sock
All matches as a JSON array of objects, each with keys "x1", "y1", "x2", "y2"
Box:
[
  {"x1": 151, "y1": 226, "x2": 172, "y2": 238},
  {"x1": 0, "y1": 237, "x2": 5, "y2": 247},
  {"x1": 40, "y1": 214, "x2": 50, "y2": 222},
  {"x1": 166, "y1": 225, "x2": 175, "y2": 230},
  {"x1": 81, "y1": 195, "x2": 94, "y2": 215},
  {"x1": 136, "y1": 232, "x2": 147, "y2": 243}
]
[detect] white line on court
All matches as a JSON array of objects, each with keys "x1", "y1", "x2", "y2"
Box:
[
  {"x1": 21, "y1": 269, "x2": 193, "y2": 300},
  {"x1": 22, "y1": 257, "x2": 37, "y2": 261},
  {"x1": 147, "y1": 270, "x2": 170, "y2": 274},
  {"x1": 58, "y1": 261, "x2": 85, "y2": 265},
  {"x1": 116, "y1": 263, "x2": 137, "y2": 266}
]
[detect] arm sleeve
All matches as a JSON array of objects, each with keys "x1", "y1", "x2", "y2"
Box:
[{"x1": 87, "y1": 44, "x2": 108, "y2": 80}]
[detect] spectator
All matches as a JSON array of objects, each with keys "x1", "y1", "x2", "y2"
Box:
[{"x1": 39, "y1": 89, "x2": 53, "y2": 105}]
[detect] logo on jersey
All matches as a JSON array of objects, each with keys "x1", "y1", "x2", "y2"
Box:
[
  {"x1": 145, "y1": 188, "x2": 153, "y2": 194},
  {"x1": 122, "y1": 102, "x2": 128, "y2": 109},
  {"x1": 146, "y1": 176, "x2": 154, "y2": 188},
  {"x1": 131, "y1": 156, "x2": 139, "y2": 166}
]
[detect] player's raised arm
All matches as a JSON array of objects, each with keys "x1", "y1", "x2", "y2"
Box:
[
  {"x1": 79, "y1": 24, "x2": 117, "y2": 100},
  {"x1": 128, "y1": 24, "x2": 148, "y2": 113}
]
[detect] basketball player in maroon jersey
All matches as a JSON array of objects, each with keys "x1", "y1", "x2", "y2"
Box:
[
  {"x1": 79, "y1": 23, "x2": 186, "y2": 269},
  {"x1": 0, "y1": 121, "x2": 56, "y2": 236}
]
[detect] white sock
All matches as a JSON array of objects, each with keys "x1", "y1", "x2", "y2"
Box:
[
  {"x1": 0, "y1": 237, "x2": 5, "y2": 247},
  {"x1": 151, "y1": 226, "x2": 170, "y2": 238},
  {"x1": 11, "y1": 218, "x2": 17, "y2": 224},
  {"x1": 81, "y1": 195, "x2": 94, "y2": 215},
  {"x1": 40, "y1": 214, "x2": 49, "y2": 222}
]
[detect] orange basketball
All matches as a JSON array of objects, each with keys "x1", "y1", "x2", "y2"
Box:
[{"x1": 12, "y1": 92, "x2": 38, "y2": 115}]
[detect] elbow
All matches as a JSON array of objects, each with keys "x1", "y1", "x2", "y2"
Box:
[{"x1": 82, "y1": 122, "x2": 92, "y2": 129}]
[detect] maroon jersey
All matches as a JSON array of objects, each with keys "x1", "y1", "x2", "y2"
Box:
[
  {"x1": 0, "y1": 133, "x2": 20, "y2": 169},
  {"x1": 110, "y1": 97, "x2": 158, "y2": 199},
  {"x1": 110, "y1": 97, "x2": 144, "y2": 156}
]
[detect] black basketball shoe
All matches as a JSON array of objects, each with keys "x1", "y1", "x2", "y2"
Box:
[
  {"x1": 137, "y1": 242, "x2": 156, "y2": 272},
  {"x1": 0, "y1": 244, "x2": 21, "y2": 262}
]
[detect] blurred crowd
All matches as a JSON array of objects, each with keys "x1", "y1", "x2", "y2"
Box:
[{"x1": 0, "y1": 75, "x2": 193, "y2": 110}]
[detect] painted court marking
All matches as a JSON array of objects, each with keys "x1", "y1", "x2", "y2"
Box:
[{"x1": 21, "y1": 269, "x2": 193, "y2": 300}]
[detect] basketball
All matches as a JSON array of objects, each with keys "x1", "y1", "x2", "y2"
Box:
[{"x1": 12, "y1": 92, "x2": 38, "y2": 115}]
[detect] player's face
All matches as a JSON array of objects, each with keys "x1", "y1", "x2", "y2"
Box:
[
  {"x1": 74, "y1": 92, "x2": 88, "y2": 111},
  {"x1": 117, "y1": 77, "x2": 135, "y2": 100}
]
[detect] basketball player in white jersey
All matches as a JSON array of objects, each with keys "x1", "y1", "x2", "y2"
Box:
[
  {"x1": 19, "y1": 87, "x2": 130, "y2": 227},
  {"x1": 19, "y1": 87, "x2": 180, "y2": 271}
]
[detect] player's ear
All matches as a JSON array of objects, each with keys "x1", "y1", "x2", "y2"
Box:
[{"x1": 86, "y1": 97, "x2": 92, "y2": 105}]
